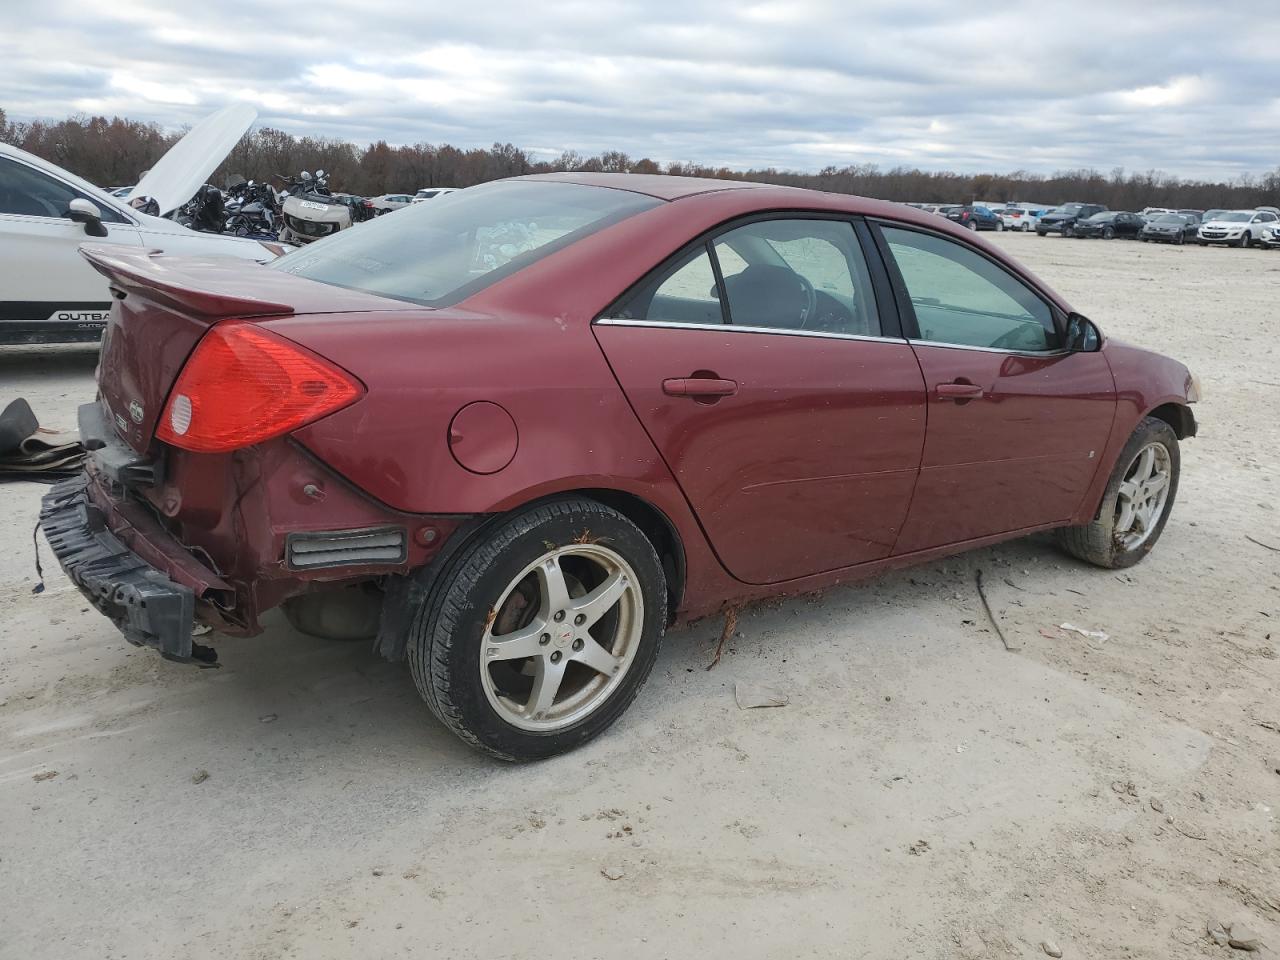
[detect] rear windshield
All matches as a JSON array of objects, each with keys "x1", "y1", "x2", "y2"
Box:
[
  {"x1": 1153, "y1": 214, "x2": 1185, "y2": 223},
  {"x1": 272, "y1": 180, "x2": 661, "y2": 307}
]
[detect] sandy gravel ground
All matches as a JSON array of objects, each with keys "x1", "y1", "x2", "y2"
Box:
[{"x1": 1, "y1": 232, "x2": 1277, "y2": 960}]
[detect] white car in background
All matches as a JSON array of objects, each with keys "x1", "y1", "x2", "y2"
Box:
[
  {"x1": 996, "y1": 205, "x2": 1047, "y2": 232},
  {"x1": 411, "y1": 186, "x2": 458, "y2": 202},
  {"x1": 369, "y1": 193, "x2": 415, "y2": 214},
  {"x1": 0, "y1": 104, "x2": 286, "y2": 345},
  {"x1": 1196, "y1": 209, "x2": 1279, "y2": 248}
]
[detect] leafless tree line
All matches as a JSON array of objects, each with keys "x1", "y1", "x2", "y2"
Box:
[{"x1": 3, "y1": 107, "x2": 1278, "y2": 210}]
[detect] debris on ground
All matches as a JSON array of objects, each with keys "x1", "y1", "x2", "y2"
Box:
[
  {"x1": 32, "y1": 770, "x2": 57, "y2": 782},
  {"x1": 258, "y1": 713, "x2": 278, "y2": 723},
  {"x1": 1212, "y1": 919, "x2": 1264, "y2": 951},
  {"x1": 976, "y1": 569, "x2": 1019, "y2": 651},
  {"x1": 1149, "y1": 797, "x2": 1164, "y2": 813},
  {"x1": 600, "y1": 867, "x2": 624, "y2": 881},
  {"x1": 1041, "y1": 939, "x2": 1064, "y2": 958},
  {"x1": 908, "y1": 839, "x2": 930, "y2": 856},
  {"x1": 706, "y1": 606, "x2": 738, "y2": 671},
  {"x1": 1058, "y1": 623, "x2": 1110, "y2": 642},
  {"x1": 1244, "y1": 535, "x2": 1280, "y2": 553},
  {"x1": 734, "y1": 682, "x2": 789, "y2": 709},
  {"x1": 191, "y1": 769, "x2": 210, "y2": 784}
]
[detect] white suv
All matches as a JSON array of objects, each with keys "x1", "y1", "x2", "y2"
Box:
[{"x1": 1197, "y1": 209, "x2": 1278, "y2": 248}]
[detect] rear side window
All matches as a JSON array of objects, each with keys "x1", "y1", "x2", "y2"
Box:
[
  {"x1": 882, "y1": 226, "x2": 1058, "y2": 352},
  {"x1": 0, "y1": 157, "x2": 129, "y2": 223},
  {"x1": 613, "y1": 245, "x2": 724, "y2": 325},
  {"x1": 274, "y1": 180, "x2": 661, "y2": 307},
  {"x1": 713, "y1": 219, "x2": 880, "y2": 336}
]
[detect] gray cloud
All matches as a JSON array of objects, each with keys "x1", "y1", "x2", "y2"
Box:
[{"x1": 3, "y1": 0, "x2": 1278, "y2": 178}]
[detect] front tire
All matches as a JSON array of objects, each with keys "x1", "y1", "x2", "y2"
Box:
[
  {"x1": 967, "y1": 220, "x2": 979, "y2": 231},
  {"x1": 1239, "y1": 231, "x2": 1252, "y2": 248},
  {"x1": 1056, "y1": 417, "x2": 1180, "y2": 569},
  {"x1": 995, "y1": 220, "x2": 1004, "y2": 232},
  {"x1": 1102, "y1": 226, "x2": 1115, "y2": 240},
  {"x1": 408, "y1": 498, "x2": 667, "y2": 761},
  {"x1": 1063, "y1": 224, "x2": 1075, "y2": 238}
]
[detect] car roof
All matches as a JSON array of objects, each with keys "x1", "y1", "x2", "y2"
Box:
[{"x1": 517, "y1": 172, "x2": 775, "y2": 201}]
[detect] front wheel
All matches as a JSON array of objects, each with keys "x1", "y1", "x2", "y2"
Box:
[
  {"x1": 1102, "y1": 226, "x2": 1115, "y2": 240},
  {"x1": 967, "y1": 220, "x2": 979, "y2": 231},
  {"x1": 1063, "y1": 224, "x2": 1075, "y2": 238},
  {"x1": 408, "y1": 498, "x2": 667, "y2": 761},
  {"x1": 995, "y1": 220, "x2": 1004, "y2": 232},
  {"x1": 1055, "y1": 417, "x2": 1179, "y2": 569},
  {"x1": 1239, "y1": 231, "x2": 1252, "y2": 248},
  {"x1": 1021, "y1": 222, "x2": 1031, "y2": 232},
  {"x1": 1174, "y1": 231, "x2": 1184, "y2": 245}
]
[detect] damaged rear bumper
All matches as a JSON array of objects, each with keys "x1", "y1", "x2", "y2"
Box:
[{"x1": 39, "y1": 475, "x2": 213, "y2": 662}]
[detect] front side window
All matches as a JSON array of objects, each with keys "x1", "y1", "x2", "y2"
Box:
[
  {"x1": 0, "y1": 157, "x2": 128, "y2": 222},
  {"x1": 275, "y1": 180, "x2": 660, "y2": 307},
  {"x1": 882, "y1": 225, "x2": 1057, "y2": 352},
  {"x1": 712, "y1": 219, "x2": 880, "y2": 336}
]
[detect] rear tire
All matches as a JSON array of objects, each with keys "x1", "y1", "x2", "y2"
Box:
[
  {"x1": 967, "y1": 220, "x2": 978, "y2": 231},
  {"x1": 1021, "y1": 222, "x2": 1030, "y2": 232},
  {"x1": 995, "y1": 220, "x2": 1004, "y2": 232},
  {"x1": 1055, "y1": 417, "x2": 1180, "y2": 570},
  {"x1": 407, "y1": 498, "x2": 667, "y2": 761}
]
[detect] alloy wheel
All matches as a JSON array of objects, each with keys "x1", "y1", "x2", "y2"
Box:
[
  {"x1": 1113, "y1": 442, "x2": 1172, "y2": 550},
  {"x1": 479, "y1": 544, "x2": 644, "y2": 731}
]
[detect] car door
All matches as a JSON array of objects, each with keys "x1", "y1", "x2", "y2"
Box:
[
  {"x1": 0, "y1": 155, "x2": 142, "y2": 337},
  {"x1": 872, "y1": 221, "x2": 1117, "y2": 554},
  {"x1": 593, "y1": 216, "x2": 927, "y2": 585}
]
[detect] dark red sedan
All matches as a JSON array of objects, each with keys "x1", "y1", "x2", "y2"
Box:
[{"x1": 42, "y1": 174, "x2": 1200, "y2": 760}]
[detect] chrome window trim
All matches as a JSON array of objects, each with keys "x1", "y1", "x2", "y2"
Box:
[
  {"x1": 907, "y1": 338, "x2": 1070, "y2": 358},
  {"x1": 594, "y1": 316, "x2": 905, "y2": 344}
]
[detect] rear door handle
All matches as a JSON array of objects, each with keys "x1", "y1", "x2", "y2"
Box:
[
  {"x1": 663, "y1": 377, "x2": 739, "y2": 398},
  {"x1": 935, "y1": 381, "x2": 985, "y2": 399}
]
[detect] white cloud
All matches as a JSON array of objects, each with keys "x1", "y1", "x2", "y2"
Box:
[{"x1": 2, "y1": 0, "x2": 1278, "y2": 178}]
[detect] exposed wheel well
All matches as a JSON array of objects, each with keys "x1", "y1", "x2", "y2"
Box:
[
  {"x1": 1147, "y1": 402, "x2": 1197, "y2": 440},
  {"x1": 574, "y1": 488, "x2": 686, "y2": 617}
]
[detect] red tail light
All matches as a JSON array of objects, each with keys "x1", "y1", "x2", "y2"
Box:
[{"x1": 156, "y1": 321, "x2": 364, "y2": 453}]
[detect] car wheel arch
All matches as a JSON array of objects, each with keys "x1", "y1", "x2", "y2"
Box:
[{"x1": 1145, "y1": 401, "x2": 1197, "y2": 440}]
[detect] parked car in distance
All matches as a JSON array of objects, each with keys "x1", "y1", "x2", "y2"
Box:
[
  {"x1": 1255, "y1": 206, "x2": 1280, "y2": 216},
  {"x1": 1201, "y1": 209, "x2": 1228, "y2": 225},
  {"x1": 1139, "y1": 207, "x2": 1176, "y2": 220},
  {"x1": 1258, "y1": 221, "x2": 1280, "y2": 249},
  {"x1": 104, "y1": 185, "x2": 134, "y2": 198},
  {"x1": 1073, "y1": 211, "x2": 1145, "y2": 240},
  {"x1": 1037, "y1": 202, "x2": 1107, "y2": 237},
  {"x1": 412, "y1": 187, "x2": 457, "y2": 202},
  {"x1": 1197, "y1": 209, "x2": 1278, "y2": 247},
  {"x1": 997, "y1": 205, "x2": 1044, "y2": 232},
  {"x1": 370, "y1": 193, "x2": 415, "y2": 214},
  {"x1": 42, "y1": 173, "x2": 1201, "y2": 761},
  {"x1": 1139, "y1": 213, "x2": 1201, "y2": 245},
  {"x1": 945, "y1": 204, "x2": 1004, "y2": 231}
]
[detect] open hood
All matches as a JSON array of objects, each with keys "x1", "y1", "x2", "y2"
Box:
[{"x1": 131, "y1": 103, "x2": 257, "y2": 217}]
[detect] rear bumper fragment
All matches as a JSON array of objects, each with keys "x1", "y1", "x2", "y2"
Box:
[{"x1": 40, "y1": 474, "x2": 204, "y2": 663}]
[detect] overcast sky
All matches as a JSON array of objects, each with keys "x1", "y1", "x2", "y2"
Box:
[{"x1": 3, "y1": 0, "x2": 1278, "y2": 179}]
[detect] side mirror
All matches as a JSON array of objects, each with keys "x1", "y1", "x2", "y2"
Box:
[
  {"x1": 67, "y1": 197, "x2": 108, "y2": 237},
  {"x1": 1065, "y1": 312, "x2": 1101, "y2": 352}
]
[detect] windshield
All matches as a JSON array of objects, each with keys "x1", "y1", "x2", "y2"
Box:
[
  {"x1": 1088, "y1": 212, "x2": 1115, "y2": 221},
  {"x1": 1153, "y1": 214, "x2": 1185, "y2": 223},
  {"x1": 1214, "y1": 211, "x2": 1252, "y2": 222},
  {"x1": 1054, "y1": 204, "x2": 1083, "y2": 214},
  {"x1": 272, "y1": 180, "x2": 661, "y2": 307}
]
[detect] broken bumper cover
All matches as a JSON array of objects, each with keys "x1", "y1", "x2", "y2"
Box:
[{"x1": 39, "y1": 474, "x2": 200, "y2": 662}]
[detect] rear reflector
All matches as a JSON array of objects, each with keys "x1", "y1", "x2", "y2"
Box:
[
  {"x1": 286, "y1": 527, "x2": 408, "y2": 570},
  {"x1": 156, "y1": 321, "x2": 363, "y2": 453}
]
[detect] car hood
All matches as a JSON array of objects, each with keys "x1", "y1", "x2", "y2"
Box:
[
  {"x1": 1200, "y1": 219, "x2": 1248, "y2": 229},
  {"x1": 1041, "y1": 213, "x2": 1076, "y2": 221},
  {"x1": 131, "y1": 103, "x2": 256, "y2": 217}
]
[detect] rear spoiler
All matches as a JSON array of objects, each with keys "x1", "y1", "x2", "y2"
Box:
[{"x1": 80, "y1": 244, "x2": 293, "y2": 320}]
